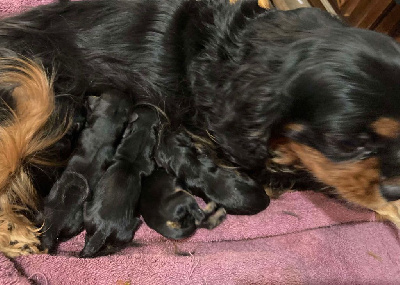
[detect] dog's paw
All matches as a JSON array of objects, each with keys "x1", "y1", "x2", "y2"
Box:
[
  {"x1": 0, "y1": 216, "x2": 43, "y2": 258},
  {"x1": 154, "y1": 191, "x2": 226, "y2": 240},
  {"x1": 196, "y1": 202, "x2": 227, "y2": 230},
  {"x1": 375, "y1": 200, "x2": 400, "y2": 227}
]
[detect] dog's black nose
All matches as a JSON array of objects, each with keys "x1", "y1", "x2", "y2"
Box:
[{"x1": 380, "y1": 184, "x2": 400, "y2": 201}]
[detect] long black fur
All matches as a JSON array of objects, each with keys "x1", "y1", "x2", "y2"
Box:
[
  {"x1": 155, "y1": 129, "x2": 269, "y2": 215},
  {"x1": 2, "y1": 0, "x2": 400, "y2": 248},
  {"x1": 40, "y1": 91, "x2": 131, "y2": 253},
  {"x1": 80, "y1": 106, "x2": 159, "y2": 257},
  {"x1": 140, "y1": 127, "x2": 269, "y2": 240}
]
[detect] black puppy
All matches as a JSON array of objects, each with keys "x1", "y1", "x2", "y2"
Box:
[
  {"x1": 80, "y1": 105, "x2": 160, "y2": 257},
  {"x1": 140, "y1": 129, "x2": 269, "y2": 239},
  {"x1": 40, "y1": 91, "x2": 130, "y2": 253},
  {"x1": 141, "y1": 168, "x2": 227, "y2": 240}
]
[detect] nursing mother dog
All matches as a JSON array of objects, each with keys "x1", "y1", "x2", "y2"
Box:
[{"x1": 0, "y1": 0, "x2": 400, "y2": 257}]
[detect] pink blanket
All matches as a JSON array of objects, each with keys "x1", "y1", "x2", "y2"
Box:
[{"x1": 1, "y1": 1, "x2": 400, "y2": 284}]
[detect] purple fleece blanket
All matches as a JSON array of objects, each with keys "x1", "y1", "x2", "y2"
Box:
[{"x1": 1, "y1": 1, "x2": 400, "y2": 284}]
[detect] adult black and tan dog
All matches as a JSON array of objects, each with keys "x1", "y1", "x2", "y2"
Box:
[{"x1": 0, "y1": 0, "x2": 400, "y2": 256}]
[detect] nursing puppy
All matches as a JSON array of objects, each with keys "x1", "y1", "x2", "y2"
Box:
[
  {"x1": 40, "y1": 91, "x2": 130, "y2": 253},
  {"x1": 140, "y1": 129, "x2": 269, "y2": 239},
  {"x1": 81, "y1": 105, "x2": 159, "y2": 257}
]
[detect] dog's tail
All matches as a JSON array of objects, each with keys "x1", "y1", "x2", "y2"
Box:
[{"x1": 0, "y1": 57, "x2": 66, "y2": 223}]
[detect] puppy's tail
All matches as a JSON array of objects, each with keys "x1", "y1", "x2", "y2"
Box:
[{"x1": 0, "y1": 57, "x2": 66, "y2": 223}]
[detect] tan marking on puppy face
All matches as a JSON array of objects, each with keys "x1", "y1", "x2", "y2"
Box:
[
  {"x1": 166, "y1": 221, "x2": 181, "y2": 229},
  {"x1": 371, "y1": 117, "x2": 400, "y2": 138}
]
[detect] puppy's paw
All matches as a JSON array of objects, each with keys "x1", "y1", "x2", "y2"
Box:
[
  {"x1": 157, "y1": 192, "x2": 226, "y2": 239},
  {"x1": 79, "y1": 217, "x2": 141, "y2": 258},
  {"x1": 196, "y1": 202, "x2": 227, "y2": 230},
  {"x1": 40, "y1": 172, "x2": 89, "y2": 253}
]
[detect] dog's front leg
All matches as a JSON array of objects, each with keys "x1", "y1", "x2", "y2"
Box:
[{"x1": 140, "y1": 168, "x2": 226, "y2": 240}]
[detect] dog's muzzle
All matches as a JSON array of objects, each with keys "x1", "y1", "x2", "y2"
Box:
[{"x1": 380, "y1": 178, "x2": 400, "y2": 201}]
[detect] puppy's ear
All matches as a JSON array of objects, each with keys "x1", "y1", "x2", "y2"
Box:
[
  {"x1": 46, "y1": 171, "x2": 90, "y2": 206},
  {"x1": 87, "y1": 96, "x2": 101, "y2": 113}
]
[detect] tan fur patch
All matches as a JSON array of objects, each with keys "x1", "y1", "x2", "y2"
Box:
[
  {"x1": 284, "y1": 123, "x2": 305, "y2": 133},
  {"x1": 374, "y1": 200, "x2": 400, "y2": 228},
  {"x1": 268, "y1": 138, "x2": 301, "y2": 167},
  {"x1": 286, "y1": 141, "x2": 385, "y2": 208},
  {"x1": 230, "y1": 0, "x2": 272, "y2": 9},
  {"x1": 0, "y1": 212, "x2": 44, "y2": 258},
  {"x1": 270, "y1": 139, "x2": 400, "y2": 226},
  {"x1": 258, "y1": 0, "x2": 272, "y2": 9},
  {"x1": 166, "y1": 221, "x2": 181, "y2": 229},
  {"x1": 0, "y1": 58, "x2": 69, "y2": 256},
  {"x1": 371, "y1": 117, "x2": 400, "y2": 139}
]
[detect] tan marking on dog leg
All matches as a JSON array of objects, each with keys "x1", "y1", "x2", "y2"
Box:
[
  {"x1": 166, "y1": 221, "x2": 181, "y2": 229},
  {"x1": 205, "y1": 208, "x2": 227, "y2": 230},
  {"x1": 230, "y1": 0, "x2": 271, "y2": 9},
  {"x1": 258, "y1": 0, "x2": 272, "y2": 9},
  {"x1": 203, "y1": 201, "x2": 217, "y2": 215},
  {"x1": 0, "y1": 58, "x2": 69, "y2": 256},
  {"x1": 174, "y1": 188, "x2": 194, "y2": 197},
  {"x1": 0, "y1": 211, "x2": 44, "y2": 257},
  {"x1": 374, "y1": 200, "x2": 400, "y2": 228},
  {"x1": 371, "y1": 117, "x2": 400, "y2": 139}
]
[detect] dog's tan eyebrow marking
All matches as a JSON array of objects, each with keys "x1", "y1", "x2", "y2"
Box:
[
  {"x1": 284, "y1": 123, "x2": 305, "y2": 133},
  {"x1": 371, "y1": 117, "x2": 400, "y2": 138}
]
